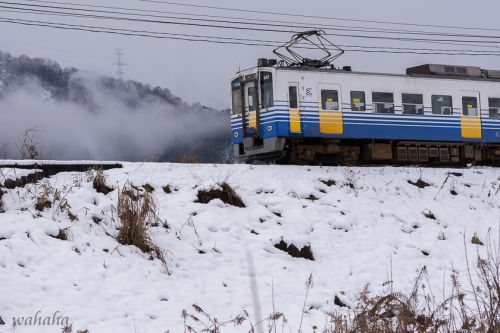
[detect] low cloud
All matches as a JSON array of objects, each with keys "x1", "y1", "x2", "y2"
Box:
[{"x1": 0, "y1": 75, "x2": 229, "y2": 161}]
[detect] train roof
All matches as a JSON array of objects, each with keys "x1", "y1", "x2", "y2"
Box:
[{"x1": 236, "y1": 61, "x2": 500, "y2": 83}]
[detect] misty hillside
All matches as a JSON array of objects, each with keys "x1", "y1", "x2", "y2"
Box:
[{"x1": 0, "y1": 51, "x2": 232, "y2": 163}]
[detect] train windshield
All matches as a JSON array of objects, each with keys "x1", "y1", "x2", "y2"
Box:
[{"x1": 231, "y1": 78, "x2": 242, "y2": 115}]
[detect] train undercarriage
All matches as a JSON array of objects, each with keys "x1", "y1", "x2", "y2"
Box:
[{"x1": 236, "y1": 137, "x2": 500, "y2": 166}]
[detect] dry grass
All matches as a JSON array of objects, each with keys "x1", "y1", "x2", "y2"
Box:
[
  {"x1": 179, "y1": 154, "x2": 201, "y2": 164},
  {"x1": 34, "y1": 182, "x2": 58, "y2": 211},
  {"x1": 91, "y1": 168, "x2": 113, "y2": 195},
  {"x1": 116, "y1": 182, "x2": 167, "y2": 266}
]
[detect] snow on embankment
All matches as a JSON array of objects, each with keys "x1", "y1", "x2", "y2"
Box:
[{"x1": 0, "y1": 163, "x2": 498, "y2": 332}]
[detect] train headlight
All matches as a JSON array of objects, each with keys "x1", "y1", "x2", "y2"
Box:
[{"x1": 267, "y1": 125, "x2": 273, "y2": 132}]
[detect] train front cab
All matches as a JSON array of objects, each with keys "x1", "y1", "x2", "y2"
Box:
[{"x1": 231, "y1": 68, "x2": 286, "y2": 162}]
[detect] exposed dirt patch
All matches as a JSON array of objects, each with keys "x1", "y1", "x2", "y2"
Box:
[
  {"x1": 162, "y1": 184, "x2": 172, "y2": 194},
  {"x1": 422, "y1": 209, "x2": 436, "y2": 220},
  {"x1": 93, "y1": 171, "x2": 113, "y2": 195},
  {"x1": 334, "y1": 295, "x2": 349, "y2": 308},
  {"x1": 143, "y1": 184, "x2": 155, "y2": 193},
  {"x1": 92, "y1": 216, "x2": 102, "y2": 224},
  {"x1": 447, "y1": 172, "x2": 463, "y2": 177},
  {"x1": 49, "y1": 229, "x2": 68, "y2": 241},
  {"x1": 305, "y1": 194, "x2": 319, "y2": 201},
  {"x1": 321, "y1": 179, "x2": 336, "y2": 187},
  {"x1": 1, "y1": 163, "x2": 121, "y2": 190},
  {"x1": 274, "y1": 240, "x2": 315, "y2": 261},
  {"x1": 35, "y1": 198, "x2": 52, "y2": 212},
  {"x1": 2, "y1": 171, "x2": 45, "y2": 189},
  {"x1": 67, "y1": 211, "x2": 78, "y2": 222},
  {"x1": 408, "y1": 178, "x2": 431, "y2": 188},
  {"x1": 196, "y1": 182, "x2": 245, "y2": 208}
]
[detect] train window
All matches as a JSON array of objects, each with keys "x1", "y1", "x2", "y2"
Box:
[
  {"x1": 489, "y1": 98, "x2": 500, "y2": 119},
  {"x1": 350, "y1": 91, "x2": 366, "y2": 111},
  {"x1": 289, "y1": 86, "x2": 298, "y2": 109},
  {"x1": 431, "y1": 95, "x2": 453, "y2": 115},
  {"x1": 402, "y1": 93, "x2": 424, "y2": 115},
  {"x1": 372, "y1": 92, "x2": 394, "y2": 114},
  {"x1": 260, "y1": 72, "x2": 274, "y2": 108},
  {"x1": 462, "y1": 96, "x2": 478, "y2": 116},
  {"x1": 247, "y1": 86, "x2": 257, "y2": 111},
  {"x1": 321, "y1": 90, "x2": 339, "y2": 110},
  {"x1": 231, "y1": 78, "x2": 242, "y2": 115}
]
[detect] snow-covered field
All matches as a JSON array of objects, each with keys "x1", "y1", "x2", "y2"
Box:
[{"x1": 0, "y1": 162, "x2": 499, "y2": 333}]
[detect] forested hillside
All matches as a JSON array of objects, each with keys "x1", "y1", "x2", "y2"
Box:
[{"x1": 0, "y1": 51, "x2": 232, "y2": 162}]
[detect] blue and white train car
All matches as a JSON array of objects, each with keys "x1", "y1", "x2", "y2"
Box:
[{"x1": 230, "y1": 61, "x2": 500, "y2": 164}]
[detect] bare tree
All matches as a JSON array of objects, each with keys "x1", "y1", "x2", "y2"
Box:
[{"x1": 18, "y1": 128, "x2": 41, "y2": 160}]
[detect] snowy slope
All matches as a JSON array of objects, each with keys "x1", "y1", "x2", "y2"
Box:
[{"x1": 0, "y1": 163, "x2": 499, "y2": 333}]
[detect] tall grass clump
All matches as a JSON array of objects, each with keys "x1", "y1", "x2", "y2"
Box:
[
  {"x1": 91, "y1": 167, "x2": 113, "y2": 195},
  {"x1": 116, "y1": 182, "x2": 166, "y2": 265},
  {"x1": 0, "y1": 187, "x2": 4, "y2": 213}
]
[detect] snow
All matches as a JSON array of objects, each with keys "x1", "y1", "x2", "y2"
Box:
[{"x1": 0, "y1": 163, "x2": 499, "y2": 333}]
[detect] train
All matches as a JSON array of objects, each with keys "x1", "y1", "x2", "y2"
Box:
[{"x1": 230, "y1": 60, "x2": 500, "y2": 165}]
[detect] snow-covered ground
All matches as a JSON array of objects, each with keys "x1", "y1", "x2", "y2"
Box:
[{"x1": 0, "y1": 162, "x2": 499, "y2": 333}]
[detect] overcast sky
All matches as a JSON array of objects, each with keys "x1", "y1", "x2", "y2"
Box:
[{"x1": 1, "y1": 0, "x2": 500, "y2": 109}]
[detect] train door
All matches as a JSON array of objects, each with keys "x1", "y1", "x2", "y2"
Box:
[
  {"x1": 460, "y1": 91, "x2": 482, "y2": 139},
  {"x1": 244, "y1": 82, "x2": 258, "y2": 131},
  {"x1": 288, "y1": 83, "x2": 302, "y2": 133},
  {"x1": 319, "y1": 84, "x2": 343, "y2": 134}
]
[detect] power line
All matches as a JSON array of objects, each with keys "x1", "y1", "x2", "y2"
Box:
[
  {"x1": 2, "y1": 16, "x2": 500, "y2": 56},
  {"x1": 12, "y1": 0, "x2": 500, "y2": 41},
  {"x1": 135, "y1": 0, "x2": 500, "y2": 33},
  {"x1": 4, "y1": 1, "x2": 500, "y2": 43},
  {"x1": 3, "y1": 3, "x2": 500, "y2": 48}
]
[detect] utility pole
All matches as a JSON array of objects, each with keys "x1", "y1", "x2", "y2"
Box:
[{"x1": 113, "y1": 49, "x2": 126, "y2": 81}]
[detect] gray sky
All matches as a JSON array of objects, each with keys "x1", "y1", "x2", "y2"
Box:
[{"x1": 1, "y1": 0, "x2": 500, "y2": 109}]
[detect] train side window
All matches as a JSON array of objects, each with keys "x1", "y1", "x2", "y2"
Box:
[
  {"x1": 231, "y1": 78, "x2": 242, "y2": 115},
  {"x1": 289, "y1": 86, "x2": 298, "y2": 109},
  {"x1": 372, "y1": 92, "x2": 394, "y2": 114},
  {"x1": 321, "y1": 90, "x2": 339, "y2": 110},
  {"x1": 402, "y1": 93, "x2": 424, "y2": 115},
  {"x1": 489, "y1": 98, "x2": 500, "y2": 119},
  {"x1": 350, "y1": 91, "x2": 366, "y2": 111},
  {"x1": 431, "y1": 95, "x2": 453, "y2": 115},
  {"x1": 260, "y1": 72, "x2": 273, "y2": 108},
  {"x1": 247, "y1": 86, "x2": 257, "y2": 111},
  {"x1": 462, "y1": 96, "x2": 478, "y2": 116}
]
